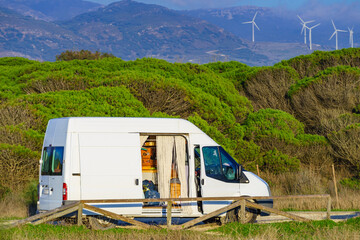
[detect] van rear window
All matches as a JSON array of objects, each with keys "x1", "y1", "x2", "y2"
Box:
[{"x1": 41, "y1": 147, "x2": 64, "y2": 175}]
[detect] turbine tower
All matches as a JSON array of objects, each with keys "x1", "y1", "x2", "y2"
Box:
[
  {"x1": 243, "y1": 12, "x2": 260, "y2": 42},
  {"x1": 298, "y1": 15, "x2": 314, "y2": 44},
  {"x1": 307, "y1": 23, "x2": 320, "y2": 50},
  {"x1": 329, "y1": 20, "x2": 347, "y2": 50},
  {"x1": 348, "y1": 27, "x2": 354, "y2": 48}
]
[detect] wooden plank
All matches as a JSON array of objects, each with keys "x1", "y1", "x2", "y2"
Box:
[
  {"x1": 166, "y1": 201, "x2": 172, "y2": 228},
  {"x1": 240, "y1": 200, "x2": 246, "y2": 224},
  {"x1": 11, "y1": 202, "x2": 80, "y2": 227},
  {"x1": 173, "y1": 200, "x2": 244, "y2": 230},
  {"x1": 81, "y1": 194, "x2": 330, "y2": 204},
  {"x1": 327, "y1": 196, "x2": 332, "y2": 220},
  {"x1": 77, "y1": 203, "x2": 83, "y2": 226},
  {"x1": 83, "y1": 204, "x2": 156, "y2": 229},
  {"x1": 245, "y1": 201, "x2": 311, "y2": 222},
  {"x1": 32, "y1": 206, "x2": 80, "y2": 225}
]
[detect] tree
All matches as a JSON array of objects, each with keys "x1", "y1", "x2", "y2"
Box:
[{"x1": 56, "y1": 50, "x2": 116, "y2": 61}]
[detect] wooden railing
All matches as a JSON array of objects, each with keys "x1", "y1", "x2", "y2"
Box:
[{"x1": 11, "y1": 194, "x2": 332, "y2": 230}]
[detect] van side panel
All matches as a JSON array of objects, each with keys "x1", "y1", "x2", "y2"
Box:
[
  {"x1": 68, "y1": 133, "x2": 81, "y2": 200},
  {"x1": 79, "y1": 133, "x2": 143, "y2": 215}
]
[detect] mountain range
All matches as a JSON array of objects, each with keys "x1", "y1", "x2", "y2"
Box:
[{"x1": 0, "y1": 0, "x2": 355, "y2": 65}]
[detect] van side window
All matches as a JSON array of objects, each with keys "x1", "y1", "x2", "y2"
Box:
[
  {"x1": 41, "y1": 147, "x2": 64, "y2": 175},
  {"x1": 202, "y1": 146, "x2": 239, "y2": 182}
]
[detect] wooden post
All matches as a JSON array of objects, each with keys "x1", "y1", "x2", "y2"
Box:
[
  {"x1": 327, "y1": 195, "x2": 332, "y2": 220},
  {"x1": 240, "y1": 200, "x2": 246, "y2": 223},
  {"x1": 256, "y1": 165, "x2": 260, "y2": 176},
  {"x1": 331, "y1": 164, "x2": 339, "y2": 209},
  {"x1": 77, "y1": 203, "x2": 83, "y2": 226},
  {"x1": 167, "y1": 201, "x2": 172, "y2": 228}
]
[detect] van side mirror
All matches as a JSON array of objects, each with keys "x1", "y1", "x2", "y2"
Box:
[{"x1": 237, "y1": 165, "x2": 242, "y2": 180}]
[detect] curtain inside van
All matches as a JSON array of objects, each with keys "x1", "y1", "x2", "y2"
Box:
[
  {"x1": 140, "y1": 135, "x2": 149, "y2": 147},
  {"x1": 175, "y1": 136, "x2": 187, "y2": 199},
  {"x1": 156, "y1": 136, "x2": 173, "y2": 198},
  {"x1": 157, "y1": 136, "x2": 191, "y2": 213}
]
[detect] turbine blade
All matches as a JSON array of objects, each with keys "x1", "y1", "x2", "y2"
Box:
[
  {"x1": 329, "y1": 31, "x2": 336, "y2": 40},
  {"x1": 243, "y1": 21, "x2": 252, "y2": 24},
  {"x1": 253, "y1": 11, "x2": 258, "y2": 21},
  {"x1": 338, "y1": 29, "x2": 347, "y2": 32},
  {"x1": 254, "y1": 22, "x2": 260, "y2": 30},
  {"x1": 304, "y1": 20, "x2": 315, "y2": 24},
  {"x1": 297, "y1": 15, "x2": 304, "y2": 23},
  {"x1": 310, "y1": 23, "x2": 320, "y2": 29},
  {"x1": 331, "y1": 19, "x2": 336, "y2": 30},
  {"x1": 301, "y1": 25, "x2": 305, "y2": 34}
]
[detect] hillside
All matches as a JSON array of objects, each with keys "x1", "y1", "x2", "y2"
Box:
[
  {"x1": 183, "y1": 6, "x2": 354, "y2": 49},
  {"x1": 1, "y1": 49, "x2": 360, "y2": 202},
  {"x1": 0, "y1": 7, "x2": 96, "y2": 61},
  {"x1": 59, "y1": 0, "x2": 263, "y2": 63},
  {"x1": 0, "y1": 1, "x2": 272, "y2": 64},
  {"x1": 0, "y1": 0, "x2": 102, "y2": 21}
]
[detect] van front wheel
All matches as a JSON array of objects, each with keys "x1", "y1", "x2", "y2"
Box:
[
  {"x1": 223, "y1": 202, "x2": 257, "y2": 224},
  {"x1": 88, "y1": 216, "x2": 117, "y2": 230}
]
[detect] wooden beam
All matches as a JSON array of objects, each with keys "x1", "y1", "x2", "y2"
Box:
[
  {"x1": 81, "y1": 194, "x2": 330, "y2": 204},
  {"x1": 327, "y1": 196, "x2": 332, "y2": 220},
  {"x1": 77, "y1": 203, "x2": 83, "y2": 226},
  {"x1": 83, "y1": 204, "x2": 157, "y2": 229},
  {"x1": 11, "y1": 202, "x2": 80, "y2": 227},
  {"x1": 245, "y1": 201, "x2": 311, "y2": 222},
  {"x1": 32, "y1": 206, "x2": 80, "y2": 225},
  {"x1": 240, "y1": 200, "x2": 246, "y2": 224},
  {"x1": 173, "y1": 200, "x2": 243, "y2": 230},
  {"x1": 166, "y1": 201, "x2": 172, "y2": 228}
]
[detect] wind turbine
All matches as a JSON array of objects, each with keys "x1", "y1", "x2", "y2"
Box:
[
  {"x1": 307, "y1": 23, "x2": 320, "y2": 50},
  {"x1": 329, "y1": 20, "x2": 347, "y2": 50},
  {"x1": 243, "y1": 12, "x2": 260, "y2": 42},
  {"x1": 298, "y1": 15, "x2": 314, "y2": 44},
  {"x1": 348, "y1": 27, "x2": 354, "y2": 48}
]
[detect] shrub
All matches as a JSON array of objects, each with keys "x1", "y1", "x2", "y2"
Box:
[
  {"x1": 328, "y1": 124, "x2": 360, "y2": 172},
  {"x1": 0, "y1": 144, "x2": 40, "y2": 190},
  {"x1": 257, "y1": 148, "x2": 300, "y2": 174},
  {"x1": 56, "y1": 50, "x2": 116, "y2": 61}
]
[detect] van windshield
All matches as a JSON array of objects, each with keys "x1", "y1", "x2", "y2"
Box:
[
  {"x1": 202, "y1": 146, "x2": 239, "y2": 181},
  {"x1": 41, "y1": 147, "x2": 64, "y2": 176}
]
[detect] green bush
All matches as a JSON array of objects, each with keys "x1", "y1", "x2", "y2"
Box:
[{"x1": 259, "y1": 148, "x2": 300, "y2": 174}]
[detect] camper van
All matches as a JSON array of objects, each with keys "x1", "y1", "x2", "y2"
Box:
[{"x1": 38, "y1": 117, "x2": 272, "y2": 228}]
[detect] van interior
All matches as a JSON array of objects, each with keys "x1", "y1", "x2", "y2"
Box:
[{"x1": 140, "y1": 135, "x2": 189, "y2": 209}]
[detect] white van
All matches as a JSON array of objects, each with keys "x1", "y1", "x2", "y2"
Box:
[{"x1": 38, "y1": 117, "x2": 272, "y2": 228}]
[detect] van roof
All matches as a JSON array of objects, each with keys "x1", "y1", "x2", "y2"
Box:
[{"x1": 50, "y1": 117, "x2": 206, "y2": 135}]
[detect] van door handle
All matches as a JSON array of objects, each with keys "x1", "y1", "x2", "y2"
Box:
[
  {"x1": 135, "y1": 179, "x2": 139, "y2": 185},
  {"x1": 201, "y1": 179, "x2": 204, "y2": 185}
]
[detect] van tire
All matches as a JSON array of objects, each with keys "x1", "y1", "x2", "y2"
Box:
[
  {"x1": 88, "y1": 216, "x2": 117, "y2": 230},
  {"x1": 223, "y1": 201, "x2": 257, "y2": 224}
]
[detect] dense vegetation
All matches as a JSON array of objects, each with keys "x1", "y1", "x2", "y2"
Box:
[{"x1": 0, "y1": 49, "x2": 360, "y2": 205}]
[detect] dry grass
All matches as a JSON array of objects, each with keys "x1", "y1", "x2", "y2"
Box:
[
  {"x1": 261, "y1": 168, "x2": 360, "y2": 210},
  {"x1": 0, "y1": 193, "x2": 28, "y2": 219}
]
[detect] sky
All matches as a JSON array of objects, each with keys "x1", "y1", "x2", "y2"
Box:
[{"x1": 87, "y1": 0, "x2": 359, "y2": 11}]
